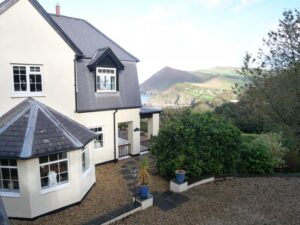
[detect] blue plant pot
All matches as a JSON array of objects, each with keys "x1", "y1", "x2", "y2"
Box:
[
  {"x1": 175, "y1": 170, "x2": 186, "y2": 183},
  {"x1": 139, "y1": 184, "x2": 149, "y2": 199}
]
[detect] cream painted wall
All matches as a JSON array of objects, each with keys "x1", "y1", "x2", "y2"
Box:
[
  {"x1": 0, "y1": 0, "x2": 142, "y2": 165},
  {"x1": 74, "y1": 108, "x2": 141, "y2": 164},
  {"x1": 147, "y1": 113, "x2": 160, "y2": 138},
  {"x1": 0, "y1": 0, "x2": 76, "y2": 118},
  {"x1": 116, "y1": 108, "x2": 141, "y2": 156},
  {"x1": 1, "y1": 142, "x2": 95, "y2": 218}
]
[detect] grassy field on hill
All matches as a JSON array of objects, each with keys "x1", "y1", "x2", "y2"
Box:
[{"x1": 195, "y1": 67, "x2": 242, "y2": 77}]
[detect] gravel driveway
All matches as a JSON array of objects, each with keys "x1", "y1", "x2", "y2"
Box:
[{"x1": 114, "y1": 177, "x2": 300, "y2": 225}]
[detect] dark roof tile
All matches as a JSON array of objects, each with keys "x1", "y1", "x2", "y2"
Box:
[{"x1": 0, "y1": 98, "x2": 97, "y2": 159}]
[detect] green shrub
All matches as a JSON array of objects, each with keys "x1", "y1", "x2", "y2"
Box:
[
  {"x1": 151, "y1": 112, "x2": 242, "y2": 179},
  {"x1": 239, "y1": 132, "x2": 287, "y2": 174},
  {"x1": 238, "y1": 141, "x2": 275, "y2": 174}
]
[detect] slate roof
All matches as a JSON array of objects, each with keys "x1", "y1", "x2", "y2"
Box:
[
  {"x1": 88, "y1": 48, "x2": 125, "y2": 71},
  {"x1": 50, "y1": 14, "x2": 139, "y2": 61},
  {"x1": 0, "y1": 0, "x2": 138, "y2": 61},
  {"x1": 140, "y1": 107, "x2": 162, "y2": 115},
  {"x1": 140, "y1": 107, "x2": 162, "y2": 118},
  {"x1": 0, "y1": 98, "x2": 97, "y2": 159},
  {"x1": 77, "y1": 60, "x2": 142, "y2": 112}
]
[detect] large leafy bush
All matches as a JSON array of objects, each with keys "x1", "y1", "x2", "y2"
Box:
[
  {"x1": 151, "y1": 112, "x2": 242, "y2": 179},
  {"x1": 238, "y1": 133, "x2": 287, "y2": 174}
]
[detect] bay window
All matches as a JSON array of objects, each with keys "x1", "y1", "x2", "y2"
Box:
[
  {"x1": 0, "y1": 159, "x2": 19, "y2": 193},
  {"x1": 81, "y1": 145, "x2": 90, "y2": 173},
  {"x1": 39, "y1": 153, "x2": 69, "y2": 190}
]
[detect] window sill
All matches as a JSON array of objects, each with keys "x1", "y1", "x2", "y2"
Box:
[
  {"x1": 82, "y1": 167, "x2": 92, "y2": 178},
  {"x1": 0, "y1": 192, "x2": 21, "y2": 198},
  {"x1": 94, "y1": 147, "x2": 103, "y2": 151},
  {"x1": 96, "y1": 91, "x2": 118, "y2": 94},
  {"x1": 40, "y1": 182, "x2": 70, "y2": 195},
  {"x1": 11, "y1": 93, "x2": 46, "y2": 98}
]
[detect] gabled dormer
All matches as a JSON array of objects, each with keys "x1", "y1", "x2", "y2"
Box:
[{"x1": 87, "y1": 48, "x2": 124, "y2": 93}]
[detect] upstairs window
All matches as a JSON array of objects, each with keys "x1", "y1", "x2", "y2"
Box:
[
  {"x1": 12, "y1": 65, "x2": 43, "y2": 96},
  {"x1": 96, "y1": 67, "x2": 116, "y2": 92}
]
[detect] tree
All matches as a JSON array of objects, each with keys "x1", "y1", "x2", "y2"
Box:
[{"x1": 235, "y1": 9, "x2": 300, "y2": 150}]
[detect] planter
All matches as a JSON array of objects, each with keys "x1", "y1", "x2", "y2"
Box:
[
  {"x1": 138, "y1": 184, "x2": 149, "y2": 199},
  {"x1": 175, "y1": 169, "x2": 186, "y2": 184}
]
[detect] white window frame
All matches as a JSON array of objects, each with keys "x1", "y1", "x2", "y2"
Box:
[
  {"x1": 11, "y1": 64, "x2": 44, "y2": 97},
  {"x1": 91, "y1": 126, "x2": 104, "y2": 150},
  {"x1": 0, "y1": 159, "x2": 20, "y2": 196},
  {"x1": 96, "y1": 67, "x2": 117, "y2": 92},
  {"x1": 39, "y1": 153, "x2": 70, "y2": 193},
  {"x1": 81, "y1": 145, "x2": 90, "y2": 175}
]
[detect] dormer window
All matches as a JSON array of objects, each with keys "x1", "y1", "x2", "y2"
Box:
[{"x1": 96, "y1": 67, "x2": 116, "y2": 92}]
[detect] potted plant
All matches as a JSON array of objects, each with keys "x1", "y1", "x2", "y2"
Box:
[
  {"x1": 138, "y1": 158, "x2": 150, "y2": 199},
  {"x1": 175, "y1": 155, "x2": 186, "y2": 183}
]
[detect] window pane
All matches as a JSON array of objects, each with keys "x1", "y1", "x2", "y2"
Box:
[
  {"x1": 10, "y1": 160, "x2": 17, "y2": 166},
  {"x1": 13, "y1": 67, "x2": 19, "y2": 74},
  {"x1": 59, "y1": 161, "x2": 68, "y2": 173},
  {"x1": 41, "y1": 177, "x2": 48, "y2": 187},
  {"x1": 50, "y1": 163, "x2": 59, "y2": 173},
  {"x1": 60, "y1": 172, "x2": 68, "y2": 183},
  {"x1": 49, "y1": 154, "x2": 58, "y2": 162},
  {"x1": 30, "y1": 75, "x2": 36, "y2": 82},
  {"x1": 94, "y1": 140, "x2": 101, "y2": 149},
  {"x1": 13, "y1": 75, "x2": 20, "y2": 83},
  {"x1": 36, "y1": 75, "x2": 41, "y2": 83},
  {"x1": 39, "y1": 155, "x2": 48, "y2": 164},
  {"x1": 36, "y1": 84, "x2": 42, "y2": 92},
  {"x1": 12, "y1": 181, "x2": 19, "y2": 191},
  {"x1": 14, "y1": 84, "x2": 20, "y2": 91},
  {"x1": 1, "y1": 168, "x2": 9, "y2": 179},
  {"x1": 0, "y1": 159, "x2": 9, "y2": 166},
  {"x1": 2, "y1": 180, "x2": 10, "y2": 190},
  {"x1": 10, "y1": 169, "x2": 18, "y2": 180},
  {"x1": 20, "y1": 75, "x2": 26, "y2": 83},
  {"x1": 30, "y1": 84, "x2": 36, "y2": 92},
  {"x1": 59, "y1": 152, "x2": 67, "y2": 159},
  {"x1": 21, "y1": 84, "x2": 27, "y2": 91},
  {"x1": 40, "y1": 165, "x2": 49, "y2": 177},
  {"x1": 20, "y1": 67, "x2": 26, "y2": 75}
]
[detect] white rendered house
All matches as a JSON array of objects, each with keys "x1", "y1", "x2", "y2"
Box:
[{"x1": 0, "y1": 0, "x2": 160, "y2": 219}]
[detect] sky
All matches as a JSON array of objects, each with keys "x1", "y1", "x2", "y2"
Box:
[{"x1": 35, "y1": 1, "x2": 300, "y2": 82}]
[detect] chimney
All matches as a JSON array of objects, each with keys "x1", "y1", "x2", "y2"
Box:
[{"x1": 56, "y1": 3, "x2": 60, "y2": 16}]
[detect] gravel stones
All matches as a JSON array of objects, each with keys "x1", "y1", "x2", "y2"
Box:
[{"x1": 113, "y1": 177, "x2": 300, "y2": 225}]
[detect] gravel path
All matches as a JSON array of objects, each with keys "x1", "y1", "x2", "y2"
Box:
[{"x1": 114, "y1": 177, "x2": 300, "y2": 225}]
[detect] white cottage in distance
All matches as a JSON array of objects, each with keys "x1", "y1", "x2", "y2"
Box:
[{"x1": 0, "y1": 0, "x2": 160, "y2": 219}]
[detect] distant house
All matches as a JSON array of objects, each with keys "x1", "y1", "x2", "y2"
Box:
[{"x1": 0, "y1": 0, "x2": 161, "y2": 219}]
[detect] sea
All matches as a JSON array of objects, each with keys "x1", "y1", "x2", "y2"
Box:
[{"x1": 141, "y1": 94, "x2": 150, "y2": 104}]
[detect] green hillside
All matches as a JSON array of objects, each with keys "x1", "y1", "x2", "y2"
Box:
[{"x1": 194, "y1": 67, "x2": 242, "y2": 78}]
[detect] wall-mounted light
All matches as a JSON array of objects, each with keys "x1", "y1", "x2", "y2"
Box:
[{"x1": 134, "y1": 127, "x2": 140, "y2": 132}]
